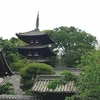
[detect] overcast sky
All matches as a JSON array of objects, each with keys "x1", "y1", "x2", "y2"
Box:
[{"x1": 0, "y1": 0, "x2": 100, "y2": 40}]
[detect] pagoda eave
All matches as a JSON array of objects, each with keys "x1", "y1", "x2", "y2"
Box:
[
  {"x1": 16, "y1": 33, "x2": 55, "y2": 44},
  {"x1": 17, "y1": 46, "x2": 56, "y2": 58},
  {"x1": 16, "y1": 30, "x2": 46, "y2": 36},
  {"x1": 0, "y1": 50, "x2": 13, "y2": 77},
  {"x1": 17, "y1": 45, "x2": 49, "y2": 49}
]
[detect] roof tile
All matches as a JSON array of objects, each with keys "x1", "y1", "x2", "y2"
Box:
[{"x1": 32, "y1": 76, "x2": 76, "y2": 93}]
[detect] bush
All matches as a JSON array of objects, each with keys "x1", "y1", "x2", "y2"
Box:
[{"x1": 20, "y1": 63, "x2": 55, "y2": 93}]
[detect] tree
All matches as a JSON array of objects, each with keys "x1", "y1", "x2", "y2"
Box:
[
  {"x1": 20, "y1": 63, "x2": 55, "y2": 93},
  {"x1": 77, "y1": 50, "x2": 100, "y2": 99},
  {"x1": 0, "y1": 37, "x2": 26, "y2": 71},
  {"x1": 62, "y1": 51, "x2": 81, "y2": 67},
  {"x1": 45, "y1": 26, "x2": 97, "y2": 53},
  {"x1": 47, "y1": 50, "x2": 100, "y2": 100},
  {"x1": 1, "y1": 38, "x2": 19, "y2": 65},
  {"x1": 10, "y1": 37, "x2": 25, "y2": 46},
  {"x1": 47, "y1": 70, "x2": 78, "y2": 90},
  {"x1": 0, "y1": 82, "x2": 14, "y2": 95},
  {"x1": 44, "y1": 26, "x2": 97, "y2": 67},
  {"x1": 10, "y1": 58, "x2": 29, "y2": 72},
  {"x1": 47, "y1": 70, "x2": 78, "y2": 100}
]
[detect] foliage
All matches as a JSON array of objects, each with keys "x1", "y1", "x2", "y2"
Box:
[
  {"x1": 48, "y1": 50, "x2": 100, "y2": 100},
  {"x1": 47, "y1": 70, "x2": 78, "y2": 99},
  {"x1": 45, "y1": 26, "x2": 97, "y2": 53},
  {"x1": 47, "y1": 70, "x2": 78, "y2": 89},
  {"x1": 1, "y1": 39, "x2": 17, "y2": 65},
  {"x1": 49, "y1": 56, "x2": 60, "y2": 67},
  {"x1": 77, "y1": 50, "x2": 100, "y2": 99},
  {"x1": 20, "y1": 63, "x2": 55, "y2": 92},
  {"x1": 0, "y1": 37, "x2": 26, "y2": 71},
  {"x1": 44, "y1": 26, "x2": 97, "y2": 67},
  {"x1": 10, "y1": 37, "x2": 25, "y2": 46},
  {"x1": 0, "y1": 82, "x2": 14, "y2": 95},
  {"x1": 62, "y1": 51, "x2": 81, "y2": 67},
  {"x1": 10, "y1": 58, "x2": 30, "y2": 72}
]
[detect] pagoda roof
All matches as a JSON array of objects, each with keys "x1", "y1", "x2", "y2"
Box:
[
  {"x1": 30, "y1": 59, "x2": 49, "y2": 63},
  {"x1": 16, "y1": 12, "x2": 55, "y2": 44},
  {"x1": 16, "y1": 30, "x2": 55, "y2": 44},
  {"x1": 0, "y1": 50, "x2": 13, "y2": 77},
  {"x1": 18, "y1": 45, "x2": 51, "y2": 49},
  {"x1": 17, "y1": 30, "x2": 47, "y2": 36},
  {"x1": 17, "y1": 45, "x2": 56, "y2": 57}
]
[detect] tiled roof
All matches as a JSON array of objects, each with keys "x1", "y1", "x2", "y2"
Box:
[
  {"x1": 16, "y1": 30, "x2": 55, "y2": 44},
  {"x1": 32, "y1": 75, "x2": 76, "y2": 93},
  {"x1": 16, "y1": 30, "x2": 46, "y2": 36},
  {"x1": 0, "y1": 95, "x2": 38, "y2": 100}
]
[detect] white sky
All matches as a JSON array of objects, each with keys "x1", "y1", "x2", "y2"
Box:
[{"x1": 0, "y1": 0, "x2": 100, "y2": 40}]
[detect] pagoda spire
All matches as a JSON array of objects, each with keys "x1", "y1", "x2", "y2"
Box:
[{"x1": 35, "y1": 11, "x2": 39, "y2": 30}]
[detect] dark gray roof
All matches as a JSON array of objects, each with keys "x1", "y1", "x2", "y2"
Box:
[
  {"x1": 30, "y1": 59, "x2": 49, "y2": 62},
  {"x1": 0, "y1": 50, "x2": 13, "y2": 77},
  {"x1": 18, "y1": 45, "x2": 48, "y2": 49},
  {"x1": 16, "y1": 30, "x2": 46, "y2": 36},
  {"x1": 17, "y1": 46, "x2": 56, "y2": 57},
  {"x1": 16, "y1": 30, "x2": 55, "y2": 44},
  {"x1": 0, "y1": 95, "x2": 37, "y2": 100}
]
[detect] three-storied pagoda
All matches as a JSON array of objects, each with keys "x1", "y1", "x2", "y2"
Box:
[{"x1": 16, "y1": 12, "x2": 56, "y2": 66}]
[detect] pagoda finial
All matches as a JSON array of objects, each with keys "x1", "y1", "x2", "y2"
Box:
[{"x1": 35, "y1": 11, "x2": 39, "y2": 30}]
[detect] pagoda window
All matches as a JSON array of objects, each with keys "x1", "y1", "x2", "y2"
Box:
[
  {"x1": 33, "y1": 52, "x2": 40, "y2": 59},
  {"x1": 35, "y1": 40, "x2": 39, "y2": 44},
  {"x1": 30, "y1": 40, "x2": 34, "y2": 45},
  {"x1": 34, "y1": 52, "x2": 39, "y2": 57},
  {"x1": 27, "y1": 52, "x2": 32, "y2": 57},
  {"x1": 35, "y1": 40, "x2": 42, "y2": 45}
]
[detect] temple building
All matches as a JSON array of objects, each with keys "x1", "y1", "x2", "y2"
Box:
[
  {"x1": 31, "y1": 75, "x2": 76, "y2": 100},
  {"x1": 16, "y1": 12, "x2": 56, "y2": 66},
  {"x1": 0, "y1": 49, "x2": 13, "y2": 77}
]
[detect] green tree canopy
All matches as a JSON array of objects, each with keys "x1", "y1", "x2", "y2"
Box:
[
  {"x1": 20, "y1": 63, "x2": 55, "y2": 92},
  {"x1": 0, "y1": 82, "x2": 14, "y2": 95},
  {"x1": 0, "y1": 38, "x2": 17, "y2": 65},
  {"x1": 47, "y1": 70, "x2": 78, "y2": 90},
  {"x1": 48, "y1": 50, "x2": 100, "y2": 100},
  {"x1": 0, "y1": 37, "x2": 26, "y2": 71},
  {"x1": 44, "y1": 26, "x2": 97, "y2": 53},
  {"x1": 62, "y1": 51, "x2": 82, "y2": 67},
  {"x1": 44, "y1": 26, "x2": 97, "y2": 67},
  {"x1": 77, "y1": 50, "x2": 100, "y2": 99}
]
